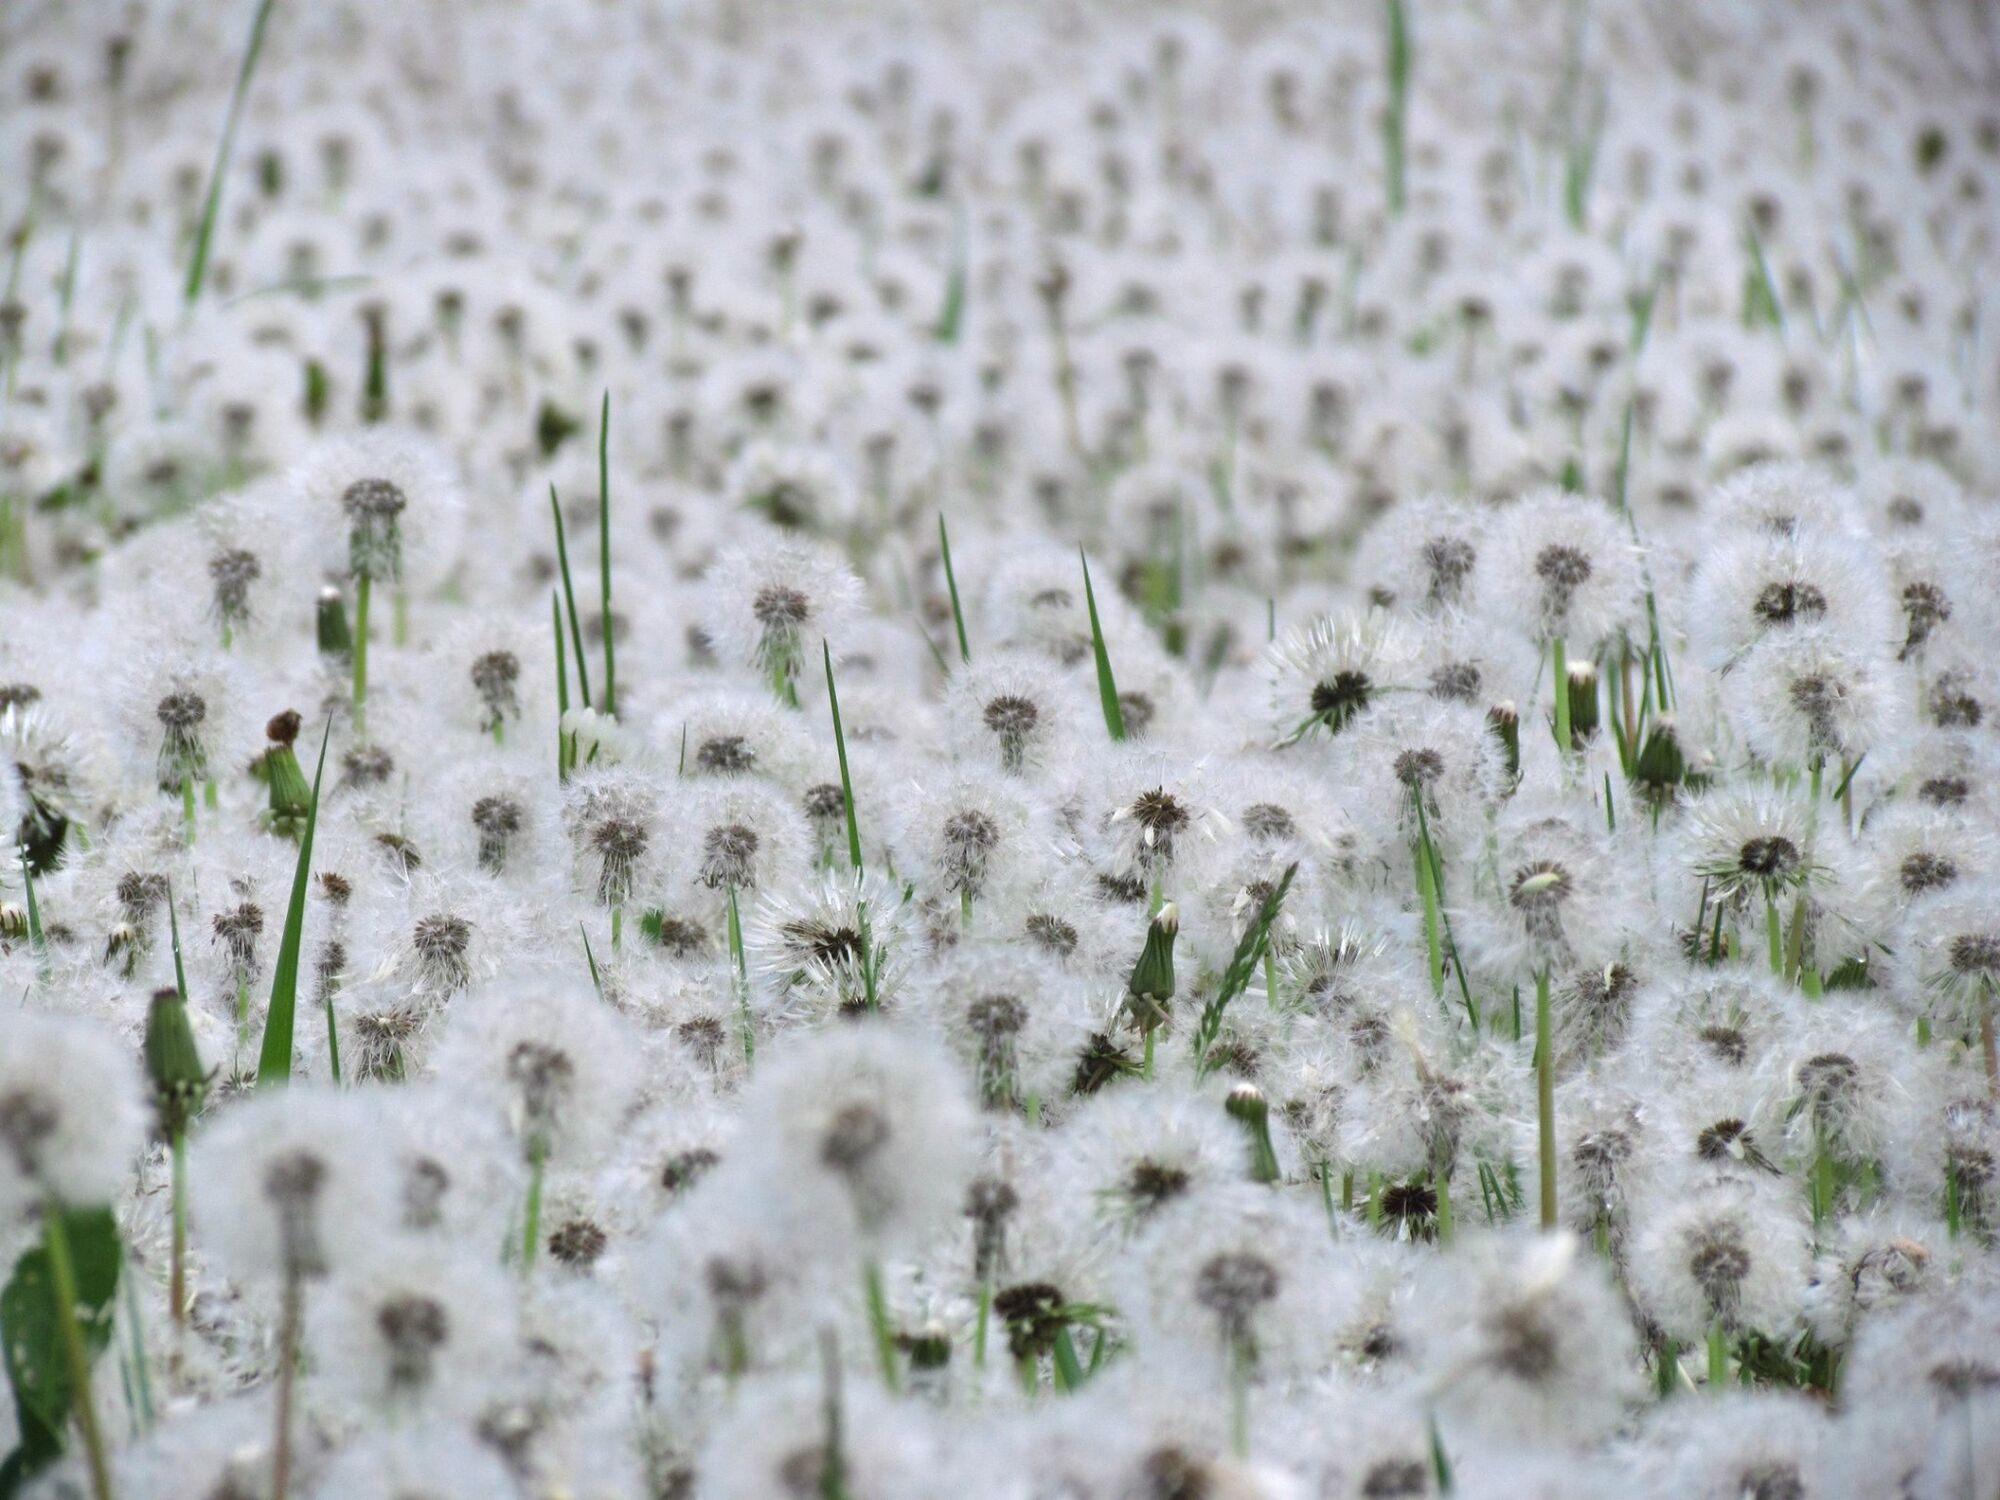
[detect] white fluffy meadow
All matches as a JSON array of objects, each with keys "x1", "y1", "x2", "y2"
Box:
[{"x1": 1, "y1": 0, "x2": 1997, "y2": 1495}]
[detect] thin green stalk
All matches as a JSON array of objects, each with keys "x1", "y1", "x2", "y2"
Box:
[
  {"x1": 1227, "y1": 1335, "x2": 1252, "y2": 1457},
  {"x1": 1706, "y1": 1320, "x2": 1730, "y2": 1387},
  {"x1": 521, "y1": 1136, "x2": 547, "y2": 1271},
  {"x1": 1766, "y1": 894, "x2": 1783, "y2": 976},
  {"x1": 863, "y1": 1260, "x2": 900, "y2": 1394},
  {"x1": 271, "y1": 1271, "x2": 301, "y2": 1500},
  {"x1": 43, "y1": 1200, "x2": 115, "y2": 1500},
  {"x1": 1811, "y1": 1132, "x2": 1835, "y2": 1230},
  {"x1": 728, "y1": 884, "x2": 754, "y2": 1066},
  {"x1": 823, "y1": 642, "x2": 864, "y2": 872},
  {"x1": 322, "y1": 980, "x2": 342, "y2": 1085},
  {"x1": 938, "y1": 514, "x2": 970, "y2": 664},
  {"x1": 552, "y1": 591, "x2": 571, "y2": 781},
  {"x1": 184, "y1": 0, "x2": 278, "y2": 305},
  {"x1": 1415, "y1": 826, "x2": 1443, "y2": 996},
  {"x1": 20, "y1": 848, "x2": 48, "y2": 982},
  {"x1": 352, "y1": 572, "x2": 372, "y2": 735},
  {"x1": 181, "y1": 772, "x2": 197, "y2": 846},
  {"x1": 549, "y1": 485, "x2": 592, "y2": 709},
  {"x1": 1383, "y1": 0, "x2": 1411, "y2": 216},
  {"x1": 1551, "y1": 637, "x2": 1571, "y2": 750},
  {"x1": 974, "y1": 1281, "x2": 992, "y2": 1369},
  {"x1": 170, "y1": 1132, "x2": 189, "y2": 1327},
  {"x1": 582, "y1": 923, "x2": 604, "y2": 999},
  {"x1": 1434, "y1": 1157, "x2": 1454, "y2": 1244},
  {"x1": 1536, "y1": 967, "x2": 1556, "y2": 1229},
  {"x1": 597, "y1": 392, "x2": 616, "y2": 718}
]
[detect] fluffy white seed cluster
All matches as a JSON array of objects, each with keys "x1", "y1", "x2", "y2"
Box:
[{"x1": 1, "y1": 1, "x2": 1998, "y2": 1498}]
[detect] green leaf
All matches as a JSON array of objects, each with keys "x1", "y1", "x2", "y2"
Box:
[
  {"x1": 580, "y1": 923, "x2": 603, "y2": 1001},
  {"x1": 1191, "y1": 863, "x2": 1297, "y2": 1075},
  {"x1": 938, "y1": 514, "x2": 970, "y2": 664},
  {"x1": 552, "y1": 590, "x2": 571, "y2": 780},
  {"x1": 1080, "y1": 550, "x2": 1126, "y2": 742},
  {"x1": 183, "y1": 0, "x2": 278, "y2": 305},
  {"x1": 0, "y1": 1206, "x2": 122, "y2": 1488},
  {"x1": 17, "y1": 852, "x2": 45, "y2": 983},
  {"x1": 823, "y1": 641, "x2": 864, "y2": 873},
  {"x1": 166, "y1": 880, "x2": 190, "y2": 1006},
  {"x1": 549, "y1": 485, "x2": 592, "y2": 710},
  {"x1": 256, "y1": 718, "x2": 330, "y2": 1085},
  {"x1": 597, "y1": 391, "x2": 616, "y2": 719}
]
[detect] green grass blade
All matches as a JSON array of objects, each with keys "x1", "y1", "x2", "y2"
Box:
[
  {"x1": 552, "y1": 590, "x2": 570, "y2": 780},
  {"x1": 938, "y1": 514, "x2": 970, "y2": 664},
  {"x1": 166, "y1": 882, "x2": 190, "y2": 1006},
  {"x1": 1080, "y1": 550, "x2": 1126, "y2": 741},
  {"x1": 256, "y1": 718, "x2": 330, "y2": 1086},
  {"x1": 184, "y1": 0, "x2": 279, "y2": 306},
  {"x1": 1383, "y1": 0, "x2": 1411, "y2": 216},
  {"x1": 932, "y1": 203, "x2": 968, "y2": 342},
  {"x1": 823, "y1": 641, "x2": 864, "y2": 872},
  {"x1": 1831, "y1": 753, "x2": 1866, "y2": 802},
  {"x1": 597, "y1": 391, "x2": 616, "y2": 718},
  {"x1": 1192, "y1": 863, "x2": 1297, "y2": 1074},
  {"x1": 19, "y1": 848, "x2": 48, "y2": 982},
  {"x1": 549, "y1": 485, "x2": 592, "y2": 709},
  {"x1": 580, "y1": 923, "x2": 603, "y2": 1000}
]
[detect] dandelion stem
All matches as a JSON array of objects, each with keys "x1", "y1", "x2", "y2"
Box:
[
  {"x1": 1705, "y1": 1320, "x2": 1729, "y2": 1388},
  {"x1": 1551, "y1": 637, "x2": 1571, "y2": 750},
  {"x1": 1433, "y1": 1156, "x2": 1454, "y2": 1244},
  {"x1": 1535, "y1": 966, "x2": 1556, "y2": 1228},
  {"x1": 1223, "y1": 1334, "x2": 1252, "y2": 1456},
  {"x1": 520, "y1": 1136, "x2": 547, "y2": 1272},
  {"x1": 1982, "y1": 995, "x2": 1998, "y2": 1100},
  {"x1": 352, "y1": 571, "x2": 372, "y2": 734},
  {"x1": 170, "y1": 1132, "x2": 189, "y2": 1328},
  {"x1": 271, "y1": 1269, "x2": 302, "y2": 1500},
  {"x1": 1811, "y1": 1130, "x2": 1835, "y2": 1230},
  {"x1": 974, "y1": 1281, "x2": 991, "y2": 1369},
  {"x1": 818, "y1": 1328, "x2": 848, "y2": 1500},
  {"x1": 1765, "y1": 894, "x2": 1783, "y2": 977},
  {"x1": 44, "y1": 1199, "x2": 115, "y2": 1500},
  {"x1": 728, "y1": 883, "x2": 755, "y2": 1065},
  {"x1": 181, "y1": 772, "x2": 197, "y2": 846},
  {"x1": 863, "y1": 1259, "x2": 900, "y2": 1394}
]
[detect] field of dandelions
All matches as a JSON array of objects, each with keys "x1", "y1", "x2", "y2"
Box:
[{"x1": 0, "y1": 0, "x2": 1998, "y2": 1496}]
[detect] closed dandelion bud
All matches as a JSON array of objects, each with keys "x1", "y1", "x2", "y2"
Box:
[
  {"x1": 317, "y1": 585, "x2": 352, "y2": 658},
  {"x1": 1125, "y1": 902, "x2": 1178, "y2": 1032},
  {"x1": 1489, "y1": 700, "x2": 1521, "y2": 778},
  {"x1": 1565, "y1": 662, "x2": 1599, "y2": 747},
  {"x1": 1633, "y1": 714, "x2": 1686, "y2": 796},
  {"x1": 262, "y1": 709, "x2": 313, "y2": 839},
  {"x1": 1225, "y1": 1083, "x2": 1281, "y2": 1184},
  {"x1": 144, "y1": 987, "x2": 207, "y2": 1139},
  {"x1": 904, "y1": 1320, "x2": 951, "y2": 1372}
]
